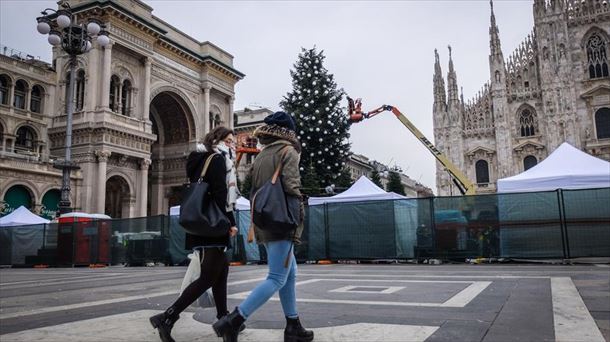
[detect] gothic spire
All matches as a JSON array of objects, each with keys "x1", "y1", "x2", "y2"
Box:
[
  {"x1": 433, "y1": 49, "x2": 447, "y2": 113},
  {"x1": 489, "y1": 0, "x2": 503, "y2": 60},
  {"x1": 447, "y1": 45, "x2": 459, "y2": 109}
]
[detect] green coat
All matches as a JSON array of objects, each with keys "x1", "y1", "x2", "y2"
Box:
[{"x1": 248, "y1": 139, "x2": 304, "y2": 244}]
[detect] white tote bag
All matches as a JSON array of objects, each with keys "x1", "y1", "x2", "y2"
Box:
[{"x1": 180, "y1": 249, "x2": 215, "y2": 309}]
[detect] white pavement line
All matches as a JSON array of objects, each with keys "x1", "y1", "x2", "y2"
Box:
[
  {"x1": 0, "y1": 309, "x2": 440, "y2": 342},
  {"x1": 0, "y1": 273, "x2": 161, "y2": 289},
  {"x1": 329, "y1": 285, "x2": 406, "y2": 294},
  {"x1": 551, "y1": 277, "x2": 605, "y2": 342},
  {"x1": 594, "y1": 264, "x2": 610, "y2": 267},
  {"x1": 229, "y1": 279, "x2": 490, "y2": 308},
  {"x1": 0, "y1": 273, "x2": 127, "y2": 286},
  {"x1": 298, "y1": 273, "x2": 549, "y2": 279},
  {"x1": 0, "y1": 277, "x2": 265, "y2": 320},
  {"x1": 440, "y1": 281, "x2": 491, "y2": 307}
]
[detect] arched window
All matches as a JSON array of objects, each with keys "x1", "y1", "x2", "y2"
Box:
[
  {"x1": 109, "y1": 75, "x2": 120, "y2": 112},
  {"x1": 209, "y1": 113, "x2": 221, "y2": 129},
  {"x1": 15, "y1": 126, "x2": 35, "y2": 152},
  {"x1": 30, "y1": 85, "x2": 43, "y2": 113},
  {"x1": 13, "y1": 80, "x2": 26, "y2": 109},
  {"x1": 524, "y1": 155, "x2": 538, "y2": 171},
  {"x1": 586, "y1": 33, "x2": 609, "y2": 79},
  {"x1": 75, "y1": 70, "x2": 85, "y2": 111},
  {"x1": 519, "y1": 108, "x2": 537, "y2": 137},
  {"x1": 0, "y1": 74, "x2": 9, "y2": 105},
  {"x1": 475, "y1": 160, "x2": 489, "y2": 184},
  {"x1": 595, "y1": 107, "x2": 610, "y2": 139},
  {"x1": 121, "y1": 79, "x2": 131, "y2": 116},
  {"x1": 0, "y1": 122, "x2": 4, "y2": 145}
]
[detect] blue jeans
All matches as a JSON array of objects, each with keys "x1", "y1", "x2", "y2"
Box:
[{"x1": 238, "y1": 240, "x2": 298, "y2": 319}]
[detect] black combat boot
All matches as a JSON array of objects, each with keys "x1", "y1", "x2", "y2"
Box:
[
  {"x1": 212, "y1": 307, "x2": 246, "y2": 342},
  {"x1": 149, "y1": 306, "x2": 180, "y2": 342},
  {"x1": 217, "y1": 311, "x2": 246, "y2": 332},
  {"x1": 284, "y1": 316, "x2": 314, "y2": 342}
]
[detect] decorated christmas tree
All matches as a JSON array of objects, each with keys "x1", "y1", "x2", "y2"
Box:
[{"x1": 280, "y1": 47, "x2": 352, "y2": 194}]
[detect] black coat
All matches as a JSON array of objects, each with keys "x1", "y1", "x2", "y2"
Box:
[{"x1": 184, "y1": 151, "x2": 236, "y2": 250}]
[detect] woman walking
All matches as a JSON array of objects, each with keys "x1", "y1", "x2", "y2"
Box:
[
  {"x1": 150, "y1": 126, "x2": 240, "y2": 342},
  {"x1": 213, "y1": 112, "x2": 314, "y2": 342}
]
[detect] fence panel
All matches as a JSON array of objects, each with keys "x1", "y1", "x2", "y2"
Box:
[
  {"x1": 562, "y1": 188, "x2": 610, "y2": 257},
  {"x1": 497, "y1": 191, "x2": 564, "y2": 258}
]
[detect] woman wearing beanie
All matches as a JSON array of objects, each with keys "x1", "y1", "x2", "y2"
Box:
[
  {"x1": 150, "y1": 126, "x2": 241, "y2": 342},
  {"x1": 213, "y1": 112, "x2": 313, "y2": 342}
]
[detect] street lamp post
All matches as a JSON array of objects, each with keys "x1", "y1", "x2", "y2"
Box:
[{"x1": 36, "y1": 1, "x2": 109, "y2": 214}]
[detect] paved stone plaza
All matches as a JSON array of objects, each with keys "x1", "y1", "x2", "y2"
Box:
[{"x1": 0, "y1": 264, "x2": 608, "y2": 341}]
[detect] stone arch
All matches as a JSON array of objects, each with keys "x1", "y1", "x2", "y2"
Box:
[
  {"x1": 209, "y1": 103, "x2": 222, "y2": 129},
  {"x1": 523, "y1": 155, "x2": 537, "y2": 171},
  {"x1": 2, "y1": 180, "x2": 39, "y2": 206},
  {"x1": 104, "y1": 174, "x2": 132, "y2": 219},
  {"x1": 580, "y1": 26, "x2": 610, "y2": 48},
  {"x1": 475, "y1": 159, "x2": 490, "y2": 184},
  {"x1": 581, "y1": 26, "x2": 609, "y2": 79},
  {"x1": 149, "y1": 89, "x2": 197, "y2": 143},
  {"x1": 516, "y1": 103, "x2": 538, "y2": 137},
  {"x1": 14, "y1": 122, "x2": 41, "y2": 139},
  {"x1": 595, "y1": 107, "x2": 610, "y2": 140},
  {"x1": 106, "y1": 170, "x2": 134, "y2": 195},
  {"x1": 60, "y1": 56, "x2": 88, "y2": 75},
  {"x1": 114, "y1": 64, "x2": 135, "y2": 84},
  {"x1": 148, "y1": 83, "x2": 199, "y2": 134}
]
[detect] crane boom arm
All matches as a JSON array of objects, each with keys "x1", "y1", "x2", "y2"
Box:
[
  {"x1": 349, "y1": 99, "x2": 476, "y2": 195},
  {"x1": 386, "y1": 106, "x2": 475, "y2": 195}
]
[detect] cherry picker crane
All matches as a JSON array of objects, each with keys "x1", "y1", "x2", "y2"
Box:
[{"x1": 347, "y1": 97, "x2": 476, "y2": 195}]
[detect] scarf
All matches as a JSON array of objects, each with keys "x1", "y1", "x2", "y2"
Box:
[{"x1": 196, "y1": 142, "x2": 239, "y2": 211}]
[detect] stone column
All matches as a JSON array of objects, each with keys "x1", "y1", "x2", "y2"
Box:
[
  {"x1": 138, "y1": 158, "x2": 151, "y2": 217},
  {"x1": 95, "y1": 150, "x2": 111, "y2": 213},
  {"x1": 100, "y1": 43, "x2": 113, "y2": 109},
  {"x1": 203, "y1": 86, "x2": 211, "y2": 133},
  {"x1": 228, "y1": 96, "x2": 234, "y2": 129},
  {"x1": 117, "y1": 82, "x2": 123, "y2": 114},
  {"x1": 24, "y1": 85, "x2": 31, "y2": 112},
  {"x1": 86, "y1": 43, "x2": 99, "y2": 112},
  {"x1": 143, "y1": 57, "x2": 152, "y2": 121}
]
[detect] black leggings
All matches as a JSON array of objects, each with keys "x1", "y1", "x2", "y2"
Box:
[{"x1": 171, "y1": 247, "x2": 229, "y2": 318}]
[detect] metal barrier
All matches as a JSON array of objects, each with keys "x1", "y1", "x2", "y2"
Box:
[{"x1": 0, "y1": 187, "x2": 608, "y2": 266}]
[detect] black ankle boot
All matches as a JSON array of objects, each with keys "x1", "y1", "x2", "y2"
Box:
[
  {"x1": 213, "y1": 307, "x2": 246, "y2": 342},
  {"x1": 149, "y1": 306, "x2": 180, "y2": 342},
  {"x1": 217, "y1": 311, "x2": 246, "y2": 332},
  {"x1": 284, "y1": 316, "x2": 314, "y2": 342}
]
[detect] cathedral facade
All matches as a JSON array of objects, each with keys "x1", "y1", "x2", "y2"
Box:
[
  {"x1": 433, "y1": 0, "x2": 610, "y2": 196},
  {"x1": 0, "y1": 0, "x2": 243, "y2": 218}
]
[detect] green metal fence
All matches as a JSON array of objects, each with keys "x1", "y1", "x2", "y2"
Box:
[{"x1": 0, "y1": 187, "x2": 608, "y2": 266}]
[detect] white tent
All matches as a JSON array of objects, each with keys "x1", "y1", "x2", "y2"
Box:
[
  {"x1": 0, "y1": 206, "x2": 50, "y2": 265},
  {"x1": 308, "y1": 176, "x2": 407, "y2": 206},
  {"x1": 497, "y1": 142, "x2": 610, "y2": 193},
  {"x1": 0, "y1": 206, "x2": 50, "y2": 227}
]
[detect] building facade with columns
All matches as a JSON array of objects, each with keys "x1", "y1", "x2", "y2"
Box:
[
  {"x1": 0, "y1": 0, "x2": 243, "y2": 218},
  {"x1": 433, "y1": 0, "x2": 609, "y2": 196}
]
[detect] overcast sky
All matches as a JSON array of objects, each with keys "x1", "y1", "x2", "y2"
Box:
[{"x1": 0, "y1": 0, "x2": 534, "y2": 192}]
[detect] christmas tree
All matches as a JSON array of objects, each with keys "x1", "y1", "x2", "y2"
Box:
[
  {"x1": 280, "y1": 47, "x2": 352, "y2": 194},
  {"x1": 370, "y1": 169, "x2": 383, "y2": 188},
  {"x1": 239, "y1": 173, "x2": 253, "y2": 199},
  {"x1": 386, "y1": 171, "x2": 406, "y2": 195}
]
